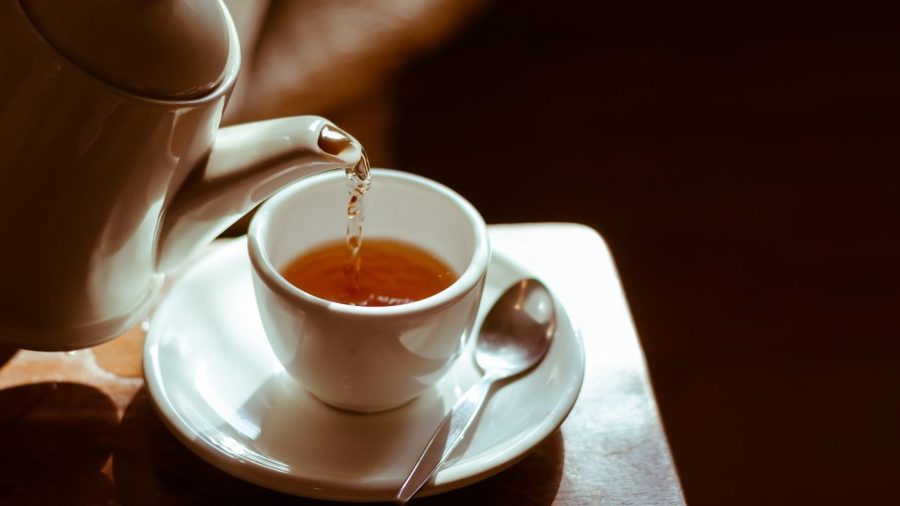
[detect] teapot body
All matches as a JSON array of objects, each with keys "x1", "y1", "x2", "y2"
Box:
[{"x1": 0, "y1": 1, "x2": 237, "y2": 349}]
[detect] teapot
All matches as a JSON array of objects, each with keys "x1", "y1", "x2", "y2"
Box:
[{"x1": 0, "y1": 0, "x2": 363, "y2": 350}]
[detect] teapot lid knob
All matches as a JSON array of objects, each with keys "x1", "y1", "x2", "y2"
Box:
[{"x1": 20, "y1": 0, "x2": 233, "y2": 100}]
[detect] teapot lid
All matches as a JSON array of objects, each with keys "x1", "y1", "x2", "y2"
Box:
[{"x1": 21, "y1": 0, "x2": 232, "y2": 100}]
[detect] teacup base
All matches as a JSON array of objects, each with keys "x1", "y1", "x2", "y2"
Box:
[{"x1": 308, "y1": 390, "x2": 420, "y2": 413}]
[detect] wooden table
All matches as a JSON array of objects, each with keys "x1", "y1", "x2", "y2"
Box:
[{"x1": 0, "y1": 224, "x2": 684, "y2": 505}]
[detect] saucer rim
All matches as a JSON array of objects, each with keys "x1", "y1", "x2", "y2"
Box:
[{"x1": 143, "y1": 236, "x2": 586, "y2": 501}]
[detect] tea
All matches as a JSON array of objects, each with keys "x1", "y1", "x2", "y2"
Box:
[
  {"x1": 287, "y1": 149, "x2": 456, "y2": 307},
  {"x1": 281, "y1": 239, "x2": 457, "y2": 306},
  {"x1": 345, "y1": 148, "x2": 371, "y2": 277}
]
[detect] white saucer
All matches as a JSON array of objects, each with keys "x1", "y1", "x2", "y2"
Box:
[{"x1": 143, "y1": 237, "x2": 585, "y2": 502}]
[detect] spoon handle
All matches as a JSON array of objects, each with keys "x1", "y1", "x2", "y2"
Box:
[{"x1": 394, "y1": 374, "x2": 497, "y2": 504}]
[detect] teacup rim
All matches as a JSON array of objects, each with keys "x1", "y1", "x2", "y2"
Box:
[{"x1": 247, "y1": 168, "x2": 490, "y2": 317}]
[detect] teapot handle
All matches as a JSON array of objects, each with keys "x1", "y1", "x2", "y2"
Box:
[{"x1": 156, "y1": 115, "x2": 360, "y2": 272}]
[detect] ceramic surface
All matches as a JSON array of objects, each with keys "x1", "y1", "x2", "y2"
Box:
[
  {"x1": 144, "y1": 238, "x2": 585, "y2": 502},
  {"x1": 20, "y1": 0, "x2": 231, "y2": 99},
  {"x1": 248, "y1": 170, "x2": 490, "y2": 412},
  {"x1": 0, "y1": 1, "x2": 360, "y2": 350}
]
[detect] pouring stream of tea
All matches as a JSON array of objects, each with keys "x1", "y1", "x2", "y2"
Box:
[{"x1": 345, "y1": 148, "x2": 371, "y2": 284}]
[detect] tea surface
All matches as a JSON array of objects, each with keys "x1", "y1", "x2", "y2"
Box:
[{"x1": 281, "y1": 239, "x2": 457, "y2": 306}]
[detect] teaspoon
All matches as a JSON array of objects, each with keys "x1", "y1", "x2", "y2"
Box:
[{"x1": 394, "y1": 278, "x2": 556, "y2": 504}]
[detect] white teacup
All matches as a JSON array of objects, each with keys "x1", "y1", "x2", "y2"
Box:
[{"x1": 248, "y1": 169, "x2": 490, "y2": 412}]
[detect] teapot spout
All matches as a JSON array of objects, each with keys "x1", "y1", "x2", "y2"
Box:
[{"x1": 156, "y1": 116, "x2": 361, "y2": 272}]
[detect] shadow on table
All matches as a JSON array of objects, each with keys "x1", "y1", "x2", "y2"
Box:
[
  {"x1": 114, "y1": 388, "x2": 291, "y2": 505},
  {"x1": 0, "y1": 382, "x2": 119, "y2": 505},
  {"x1": 114, "y1": 387, "x2": 565, "y2": 505}
]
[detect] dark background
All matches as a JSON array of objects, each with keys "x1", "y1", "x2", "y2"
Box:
[{"x1": 390, "y1": 0, "x2": 900, "y2": 503}]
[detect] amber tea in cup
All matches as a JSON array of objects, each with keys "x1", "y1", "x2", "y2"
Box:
[{"x1": 281, "y1": 238, "x2": 457, "y2": 306}]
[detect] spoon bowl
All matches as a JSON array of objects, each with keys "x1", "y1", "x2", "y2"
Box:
[{"x1": 475, "y1": 279, "x2": 556, "y2": 377}]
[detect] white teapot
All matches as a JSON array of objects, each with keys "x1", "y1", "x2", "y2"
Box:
[{"x1": 0, "y1": 0, "x2": 363, "y2": 350}]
